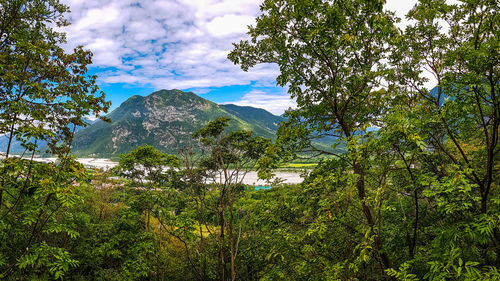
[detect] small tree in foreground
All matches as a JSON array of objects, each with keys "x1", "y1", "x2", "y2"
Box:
[{"x1": 193, "y1": 117, "x2": 270, "y2": 281}]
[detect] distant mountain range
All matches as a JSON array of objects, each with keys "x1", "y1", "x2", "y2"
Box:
[
  {"x1": 0, "y1": 135, "x2": 29, "y2": 154},
  {"x1": 2, "y1": 87, "x2": 446, "y2": 158},
  {"x1": 71, "y1": 89, "x2": 284, "y2": 157},
  {"x1": 0, "y1": 122, "x2": 90, "y2": 155}
]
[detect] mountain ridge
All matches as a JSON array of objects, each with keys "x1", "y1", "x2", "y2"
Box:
[{"x1": 71, "y1": 89, "x2": 283, "y2": 157}]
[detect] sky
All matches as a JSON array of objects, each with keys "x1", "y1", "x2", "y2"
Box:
[{"x1": 59, "y1": 0, "x2": 423, "y2": 116}]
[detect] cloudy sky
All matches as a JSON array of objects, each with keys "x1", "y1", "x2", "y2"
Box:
[{"x1": 60, "y1": 0, "x2": 421, "y2": 115}]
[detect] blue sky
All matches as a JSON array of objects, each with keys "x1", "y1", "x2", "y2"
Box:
[{"x1": 60, "y1": 0, "x2": 429, "y2": 116}]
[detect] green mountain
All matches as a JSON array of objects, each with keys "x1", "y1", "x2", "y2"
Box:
[
  {"x1": 220, "y1": 104, "x2": 280, "y2": 131},
  {"x1": 72, "y1": 89, "x2": 283, "y2": 157}
]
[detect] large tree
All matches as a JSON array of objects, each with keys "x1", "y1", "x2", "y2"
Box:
[
  {"x1": 385, "y1": 0, "x2": 500, "y2": 278},
  {"x1": 229, "y1": 0, "x2": 398, "y2": 274},
  {"x1": 230, "y1": 0, "x2": 499, "y2": 279},
  {"x1": 0, "y1": 0, "x2": 110, "y2": 278},
  {"x1": 193, "y1": 117, "x2": 269, "y2": 281},
  {"x1": 0, "y1": 0, "x2": 109, "y2": 158}
]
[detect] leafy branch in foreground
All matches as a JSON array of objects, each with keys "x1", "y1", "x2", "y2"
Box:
[{"x1": 0, "y1": 0, "x2": 110, "y2": 279}]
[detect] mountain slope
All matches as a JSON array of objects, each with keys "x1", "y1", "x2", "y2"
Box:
[
  {"x1": 220, "y1": 104, "x2": 282, "y2": 131},
  {"x1": 72, "y1": 89, "x2": 283, "y2": 157}
]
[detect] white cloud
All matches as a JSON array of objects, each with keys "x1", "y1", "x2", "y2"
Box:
[
  {"x1": 206, "y1": 14, "x2": 255, "y2": 37},
  {"x1": 178, "y1": 0, "x2": 260, "y2": 22},
  {"x1": 74, "y1": 6, "x2": 119, "y2": 30},
  {"x1": 58, "y1": 0, "x2": 452, "y2": 113},
  {"x1": 222, "y1": 90, "x2": 296, "y2": 115},
  {"x1": 59, "y1": 0, "x2": 281, "y2": 98}
]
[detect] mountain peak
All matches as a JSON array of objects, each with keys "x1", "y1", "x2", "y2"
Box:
[
  {"x1": 151, "y1": 89, "x2": 182, "y2": 96},
  {"x1": 146, "y1": 89, "x2": 210, "y2": 106},
  {"x1": 150, "y1": 89, "x2": 197, "y2": 98}
]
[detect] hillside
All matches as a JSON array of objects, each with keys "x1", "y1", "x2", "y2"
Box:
[{"x1": 72, "y1": 89, "x2": 284, "y2": 157}]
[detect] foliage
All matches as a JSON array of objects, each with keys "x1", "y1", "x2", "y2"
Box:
[
  {"x1": 1, "y1": 0, "x2": 499, "y2": 280},
  {"x1": 0, "y1": 0, "x2": 109, "y2": 279},
  {"x1": 113, "y1": 144, "x2": 179, "y2": 186},
  {"x1": 229, "y1": 0, "x2": 499, "y2": 280}
]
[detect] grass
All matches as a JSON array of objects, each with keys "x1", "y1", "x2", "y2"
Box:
[{"x1": 281, "y1": 163, "x2": 317, "y2": 168}]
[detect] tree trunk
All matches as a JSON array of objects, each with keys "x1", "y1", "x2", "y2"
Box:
[
  {"x1": 219, "y1": 187, "x2": 227, "y2": 281},
  {"x1": 0, "y1": 120, "x2": 16, "y2": 210},
  {"x1": 353, "y1": 159, "x2": 393, "y2": 273},
  {"x1": 229, "y1": 187, "x2": 236, "y2": 281}
]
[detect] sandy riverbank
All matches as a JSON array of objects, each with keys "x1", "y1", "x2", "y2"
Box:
[{"x1": 3, "y1": 156, "x2": 305, "y2": 185}]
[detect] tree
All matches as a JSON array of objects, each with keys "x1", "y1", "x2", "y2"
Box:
[
  {"x1": 386, "y1": 0, "x2": 500, "y2": 278},
  {"x1": 0, "y1": 0, "x2": 110, "y2": 278},
  {"x1": 113, "y1": 144, "x2": 179, "y2": 233},
  {"x1": 229, "y1": 0, "x2": 398, "y2": 275},
  {"x1": 112, "y1": 145, "x2": 180, "y2": 279},
  {"x1": 391, "y1": 0, "x2": 499, "y2": 215},
  {"x1": 194, "y1": 117, "x2": 269, "y2": 281},
  {"x1": 229, "y1": 0, "x2": 500, "y2": 279},
  {"x1": 0, "y1": 0, "x2": 110, "y2": 206},
  {"x1": 114, "y1": 144, "x2": 180, "y2": 187}
]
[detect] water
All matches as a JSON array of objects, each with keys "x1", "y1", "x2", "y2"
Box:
[{"x1": 253, "y1": 186, "x2": 272, "y2": 191}]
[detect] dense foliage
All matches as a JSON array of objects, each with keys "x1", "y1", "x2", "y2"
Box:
[
  {"x1": 0, "y1": 0, "x2": 498, "y2": 280},
  {"x1": 229, "y1": 0, "x2": 500, "y2": 279}
]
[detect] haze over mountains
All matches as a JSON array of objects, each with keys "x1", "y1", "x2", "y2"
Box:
[{"x1": 71, "y1": 89, "x2": 284, "y2": 157}]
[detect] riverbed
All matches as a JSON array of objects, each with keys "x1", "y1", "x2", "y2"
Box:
[{"x1": 10, "y1": 156, "x2": 305, "y2": 185}]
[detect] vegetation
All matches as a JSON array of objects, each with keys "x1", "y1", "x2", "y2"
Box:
[
  {"x1": 229, "y1": 0, "x2": 500, "y2": 279},
  {"x1": 0, "y1": 0, "x2": 498, "y2": 280}
]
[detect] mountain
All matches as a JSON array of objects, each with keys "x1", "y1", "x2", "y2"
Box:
[
  {"x1": 0, "y1": 121, "x2": 93, "y2": 155},
  {"x1": 71, "y1": 89, "x2": 284, "y2": 157},
  {"x1": 220, "y1": 104, "x2": 281, "y2": 131}
]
